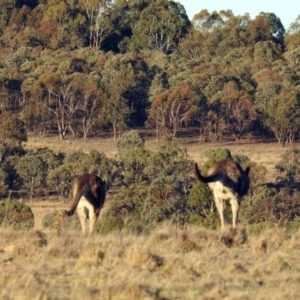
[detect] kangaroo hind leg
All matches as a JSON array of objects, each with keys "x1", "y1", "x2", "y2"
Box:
[{"x1": 77, "y1": 204, "x2": 87, "y2": 234}]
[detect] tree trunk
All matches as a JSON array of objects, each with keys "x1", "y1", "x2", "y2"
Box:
[
  {"x1": 113, "y1": 121, "x2": 117, "y2": 142},
  {"x1": 58, "y1": 124, "x2": 64, "y2": 140},
  {"x1": 281, "y1": 129, "x2": 287, "y2": 147}
]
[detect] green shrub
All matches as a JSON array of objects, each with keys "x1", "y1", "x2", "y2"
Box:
[
  {"x1": 188, "y1": 212, "x2": 220, "y2": 230},
  {"x1": 116, "y1": 130, "x2": 145, "y2": 156},
  {"x1": 42, "y1": 211, "x2": 81, "y2": 230},
  {"x1": 189, "y1": 181, "x2": 213, "y2": 211},
  {"x1": 0, "y1": 200, "x2": 34, "y2": 230},
  {"x1": 242, "y1": 189, "x2": 300, "y2": 226},
  {"x1": 232, "y1": 154, "x2": 251, "y2": 165},
  {"x1": 97, "y1": 215, "x2": 124, "y2": 234},
  {"x1": 248, "y1": 162, "x2": 267, "y2": 196},
  {"x1": 16, "y1": 155, "x2": 46, "y2": 200},
  {"x1": 246, "y1": 223, "x2": 268, "y2": 236},
  {"x1": 287, "y1": 217, "x2": 300, "y2": 233},
  {"x1": 275, "y1": 147, "x2": 300, "y2": 183},
  {"x1": 198, "y1": 148, "x2": 234, "y2": 176},
  {"x1": 203, "y1": 148, "x2": 233, "y2": 163},
  {"x1": 46, "y1": 165, "x2": 75, "y2": 201}
]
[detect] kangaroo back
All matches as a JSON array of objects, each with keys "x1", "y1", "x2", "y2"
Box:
[{"x1": 66, "y1": 174, "x2": 106, "y2": 216}]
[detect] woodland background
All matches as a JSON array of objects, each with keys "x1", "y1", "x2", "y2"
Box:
[
  {"x1": 0, "y1": 0, "x2": 300, "y2": 143},
  {"x1": 1, "y1": 0, "x2": 300, "y2": 233}
]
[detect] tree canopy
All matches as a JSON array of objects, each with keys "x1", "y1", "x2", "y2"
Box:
[{"x1": 0, "y1": 1, "x2": 299, "y2": 144}]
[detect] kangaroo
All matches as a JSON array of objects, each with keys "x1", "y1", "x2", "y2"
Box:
[
  {"x1": 195, "y1": 161, "x2": 250, "y2": 229},
  {"x1": 65, "y1": 174, "x2": 106, "y2": 234}
]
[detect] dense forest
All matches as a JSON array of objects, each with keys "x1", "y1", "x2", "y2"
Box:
[{"x1": 0, "y1": 0, "x2": 299, "y2": 144}]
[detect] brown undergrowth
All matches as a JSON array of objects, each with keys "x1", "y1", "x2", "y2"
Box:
[{"x1": 1, "y1": 225, "x2": 300, "y2": 299}]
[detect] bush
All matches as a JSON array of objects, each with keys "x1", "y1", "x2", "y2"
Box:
[
  {"x1": 188, "y1": 212, "x2": 220, "y2": 230},
  {"x1": 287, "y1": 217, "x2": 300, "y2": 233},
  {"x1": 42, "y1": 211, "x2": 81, "y2": 230},
  {"x1": 246, "y1": 223, "x2": 268, "y2": 236},
  {"x1": 116, "y1": 130, "x2": 145, "y2": 157},
  {"x1": 275, "y1": 147, "x2": 300, "y2": 183},
  {"x1": 242, "y1": 189, "x2": 300, "y2": 226},
  {"x1": 247, "y1": 162, "x2": 267, "y2": 196},
  {"x1": 16, "y1": 155, "x2": 46, "y2": 200},
  {"x1": 203, "y1": 148, "x2": 233, "y2": 163},
  {"x1": 232, "y1": 154, "x2": 251, "y2": 165},
  {"x1": 189, "y1": 181, "x2": 213, "y2": 211},
  {"x1": 46, "y1": 165, "x2": 75, "y2": 201},
  {"x1": 97, "y1": 215, "x2": 124, "y2": 234},
  {"x1": 0, "y1": 200, "x2": 34, "y2": 230}
]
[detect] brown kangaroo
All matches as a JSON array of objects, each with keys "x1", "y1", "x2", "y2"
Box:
[
  {"x1": 66, "y1": 174, "x2": 106, "y2": 233},
  {"x1": 195, "y1": 161, "x2": 250, "y2": 229}
]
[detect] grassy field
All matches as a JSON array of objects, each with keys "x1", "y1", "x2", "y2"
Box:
[
  {"x1": 1, "y1": 225, "x2": 300, "y2": 299},
  {"x1": 1, "y1": 135, "x2": 300, "y2": 299}
]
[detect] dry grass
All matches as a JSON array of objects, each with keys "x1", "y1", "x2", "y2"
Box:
[
  {"x1": 1, "y1": 225, "x2": 300, "y2": 299},
  {"x1": 2, "y1": 135, "x2": 299, "y2": 299}
]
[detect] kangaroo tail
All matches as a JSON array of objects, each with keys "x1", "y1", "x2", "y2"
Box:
[
  {"x1": 195, "y1": 163, "x2": 224, "y2": 183},
  {"x1": 65, "y1": 209, "x2": 74, "y2": 216},
  {"x1": 65, "y1": 197, "x2": 80, "y2": 216},
  {"x1": 65, "y1": 186, "x2": 85, "y2": 217}
]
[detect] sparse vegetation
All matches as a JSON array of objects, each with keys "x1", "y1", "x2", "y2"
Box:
[
  {"x1": 0, "y1": 200, "x2": 34, "y2": 230},
  {"x1": 1, "y1": 225, "x2": 300, "y2": 299},
  {"x1": 0, "y1": 134, "x2": 300, "y2": 299},
  {"x1": 42, "y1": 211, "x2": 81, "y2": 231}
]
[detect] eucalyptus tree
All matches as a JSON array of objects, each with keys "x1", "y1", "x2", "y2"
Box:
[
  {"x1": 38, "y1": 0, "x2": 86, "y2": 49},
  {"x1": 192, "y1": 9, "x2": 233, "y2": 33},
  {"x1": 253, "y1": 68, "x2": 281, "y2": 116},
  {"x1": 284, "y1": 16, "x2": 300, "y2": 77},
  {"x1": 178, "y1": 28, "x2": 205, "y2": 60},
  {"x1": 39, "y1": 72, "x2": 84, "y2": 140},
  {"x1": 148, "y1": 84, "x2": 198, "y2": 138},
  {"x1": 0, "y1": 0, "x2": 15, "y2": 36},
  {"x1": 245, "y1": 13, "x2": 285, "y2": 46},
  {"x1": 130, "y1": 0, "x2": 190, "y2": 53},
  {"x1": 251, "y1": 41, "x2": 284, "y2": 73},
  {"x1": 21, "y1": 77, "x2": 50, "y2": 135},
  {"x1": 0, "y1": 115, "x2": 27, "y2": 190},
  {"x1": 100, "y1": 52, "x2": 150, "y2": 139},
  {"x1": 77, "y1": 74, "x2": 104, "y2": 139},
  {"x1": 265, "y1": 86, "x2": 300, "y2": 145},
  {"x1": 80, "y1": 0, "x2": 114, "y2": 49},
  {"x1": 0, "y1": 114, "x2": 27, "y2": 147},
  {"x1": 0, "y1": 5, "x2": 33, "y2": 49},
  {"x1": 254, "y1": 67, "x2": 300, "y2": 144},
  {"x1": 219, "y1": 89, "x2": 257, "y2": 140}
]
